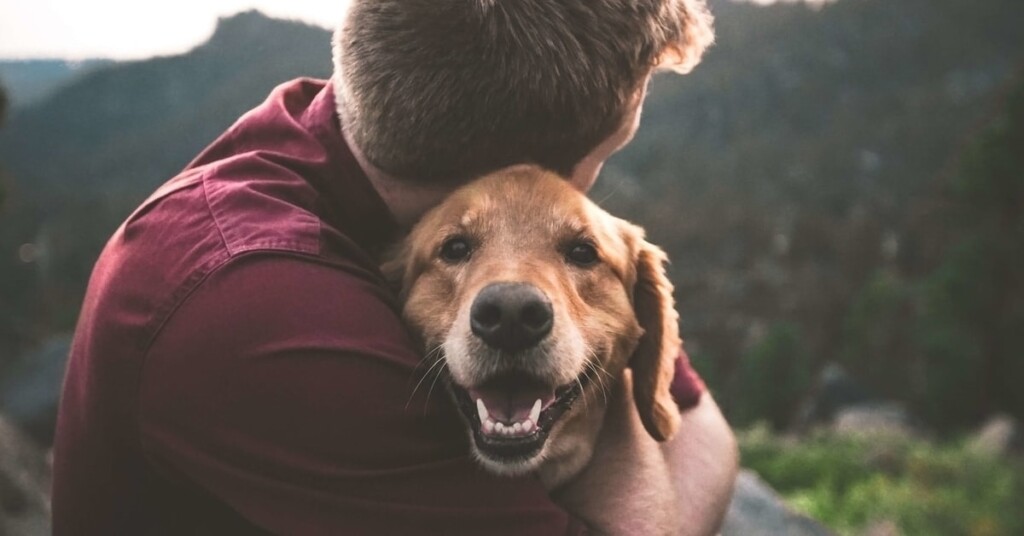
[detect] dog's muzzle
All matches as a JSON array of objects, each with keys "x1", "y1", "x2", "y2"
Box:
[{"x1": 446, "y1": 282, "x2": 589, "y2": 466}]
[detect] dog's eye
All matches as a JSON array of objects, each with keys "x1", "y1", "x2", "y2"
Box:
[
  {"x1": 440, "y1": 237, "x2": 473, "y2": 263},
  {"x1": 566, "y1": 242, "x2": 599, "y2": 266}
]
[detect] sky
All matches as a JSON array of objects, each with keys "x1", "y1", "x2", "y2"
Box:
[
  {"x1": 0, "y1": 0, "x2": 823, "y2": 61},
  {"x1": 0, "y1": 0, "x2": 350, "y2": 60}
]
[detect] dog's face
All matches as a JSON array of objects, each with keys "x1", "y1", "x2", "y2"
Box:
[{"x1": 386, "y1": 166, "x2": 682, "y2": 476}]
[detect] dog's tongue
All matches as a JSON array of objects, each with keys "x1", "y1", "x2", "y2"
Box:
[{"x1": 468, "y1": 375, "x2": 556, "y2": 423}]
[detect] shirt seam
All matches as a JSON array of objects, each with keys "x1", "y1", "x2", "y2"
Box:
[
  {"x1": 201, "y1": 168, "x2": 233, "y2": 256},
  {"x1": 201, "y1": 163, "x2": 322, "y2": 257}
]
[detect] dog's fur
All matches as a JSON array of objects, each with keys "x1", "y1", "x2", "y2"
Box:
[{"x1": 385, "y1": 166, "x2": 684, "y2": 496}]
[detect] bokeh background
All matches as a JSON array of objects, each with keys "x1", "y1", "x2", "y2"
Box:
[{"x1": 1, "y1": 0, "x2": 1022, "y2": 534}]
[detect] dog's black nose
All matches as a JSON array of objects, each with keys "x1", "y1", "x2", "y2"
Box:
[{"x1": 470, "y1": 283, "x2": 553, "y2": 352}]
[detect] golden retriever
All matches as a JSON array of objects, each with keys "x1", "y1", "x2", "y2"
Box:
[{"x1": 385, "y1": 165, "x2": 685, "y2": 497}]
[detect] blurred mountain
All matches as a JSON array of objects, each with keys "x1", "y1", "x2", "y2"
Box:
[
  {"x1": 0, "y1": 10, "x2": 332, "y2": 200},
  {"x1": 0, "y1": 335, "x2": 71, "y2": 444},
  {"x1": 0, "y1": 1, "x2": 1022, "y2": 432},
  {"x1": 613, "y1": 0, "x2": 1021, "y2": 205},
  {"x1": 0, "y1": 11, "x2": 333, "y2": 366},
  {"x1": 596, "y1": 0, "x2": 1024, "y2": 429},
  {"x1": 0, "y1": 60, "x2": 113, "y2": 109}
]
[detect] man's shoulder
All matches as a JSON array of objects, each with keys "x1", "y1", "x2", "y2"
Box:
[
  {"x1": 89, "y1": 163, "x2": 372, "y2": 356},
  {"x1": 80, "y1": 74, "x2": 390, "y2": 356}
]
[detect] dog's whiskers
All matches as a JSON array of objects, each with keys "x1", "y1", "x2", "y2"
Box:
[
  {"x1": 594, "y1": 178, "x2": 624, "y2": 207},
  {"x1": 578, "y1": 375, "x2": 590, "y2": 411},
  {"x1": 582, "y1": 351, "x2": 612, "y2": 405},
  {"x1": 583, "y1": 361, "x2": 610, "y2": 406},
  {"x1": 423, "y1": 360, "x2": 449, "y2": 415},
  {"x1": 406, "y1": 344, "x2": 446, "y2": 409}
]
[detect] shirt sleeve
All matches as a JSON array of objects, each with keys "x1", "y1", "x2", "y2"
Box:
[
  {"x1": 139, "y1": 254, "x2": 588, "y2": 535},
  {"x1": 670, "y1": 349, "x2": 706, "y2": 411}
]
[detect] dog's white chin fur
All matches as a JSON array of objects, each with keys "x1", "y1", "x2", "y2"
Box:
[
  {"x1": 468, "y1": 439, "x2": 549, "y2": 476},
  {"x1": 440, "y1": 305, "x2": 601, "y2": 481},
  {"x1": 456, "y1": 381, "x2": 608, "y2": 488}
]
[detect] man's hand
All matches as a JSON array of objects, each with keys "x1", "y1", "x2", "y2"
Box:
[{"x1": 552, "y1": 372, "x2": 738, "y2": 535}]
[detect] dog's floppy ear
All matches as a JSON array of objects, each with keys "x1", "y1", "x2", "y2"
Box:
[
  {"x1": 657, "y1": 0, "x2": 715, "y2": 74},
  {"x1": 631, "y1": 238, "x2": 683, "y2": 442}
]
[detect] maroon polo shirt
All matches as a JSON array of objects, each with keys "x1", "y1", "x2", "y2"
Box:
[{"x1": 52, "y1": 78, "x2": 705, "y2": 535}]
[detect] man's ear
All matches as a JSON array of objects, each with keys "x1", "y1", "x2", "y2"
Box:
[
  {"x1": 657, "y1": 0, "x2": 715, "y2": 74},
  {"x1": 631, "y1": 239, "x2": 683, "y2": 442}
]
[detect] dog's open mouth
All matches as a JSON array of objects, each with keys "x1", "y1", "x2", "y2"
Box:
[{"x1": 450, "y1": 371, "x2": 588, "y2": 462}]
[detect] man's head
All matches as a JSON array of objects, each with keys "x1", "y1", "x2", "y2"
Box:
[{"x1": 333, "y1": 0, "x2": 714, "y2": 187}]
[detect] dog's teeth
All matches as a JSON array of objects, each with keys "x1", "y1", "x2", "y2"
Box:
[
  {"x1": 512, "y1": 422, "x2": 522, "y2": 434},
  {"x1": 476, "y1": 399, "x2": 489, "y2": 423},
  {"x1": 495, "y1": 422, "x2": 506, "y2": 434},
  {"x1": 522, "y1": 420, "x2": 534, "y2": 433},
  {"x1": 483, "y1": 419, "x2": 495, "y2": 434},
  {"x1": 530, "y1": 399, "x2": 542, "y2": 424}
]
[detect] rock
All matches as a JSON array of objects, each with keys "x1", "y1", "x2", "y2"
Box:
[
  {"x1": 794, "y1": 364, "x2": 925, "y2": 440},
  {"x1": 831, "y1": 402, "x2": 918, "y2": 439},
  {"x1": 0, "y1": 414, "x2": 50, "y2": 536},
  {"x1": 793, "y1": 362, "x2": 875, "y2": 431},
  {"x1": 722, "y1": 469, "x2": 834, "y2": 536},
  {"x1": 969, "y1": 414, "x2": 1021, "y2": 456},
  {"x1": 862, "y1": 519, "x2": 901, "y2": 536}
]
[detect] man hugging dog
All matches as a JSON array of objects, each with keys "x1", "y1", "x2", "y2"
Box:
[{"x1": 52, "y1": 1, "x2": 736, "y2": 534}]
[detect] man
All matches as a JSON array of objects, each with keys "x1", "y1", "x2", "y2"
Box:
[{"x1": 52, "y1": 0, "x2": 736, "y2": 534}]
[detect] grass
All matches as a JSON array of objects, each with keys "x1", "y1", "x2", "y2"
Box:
[{"x1": 738, "y1": 425, "x2": 1024, "y2": 536}]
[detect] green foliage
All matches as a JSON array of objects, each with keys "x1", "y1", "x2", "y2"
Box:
[
  {"x1": 740, "y1": 426, "x2": 1024, "y2": 536},
  {"x1": 839, "y1": 271, "x2": 915, "y2": 399},
  {"x1": 915, "y1": 78, "x2": 1024, "y2": 427},
  {"x1": 913, "y1": 241, "x2": 989, "y2": 427},
  {"x1": 835, "y1": 75, "x2": 1024, "y2": 432},
  {"x1": 733, "y1": 323, "x2": 812, "y2": 428},
  {"x1": 689, "y1": 350, "x2": 727, "y2": 400}
]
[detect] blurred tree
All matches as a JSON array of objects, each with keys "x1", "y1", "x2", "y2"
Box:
[
  {"x1": 733, "y1": 323, "x2": 812, "y2": 429},
  {"x1": 916, "y1": 76, "x2": 1024, "y2": 427},
  {"x1": 834, "y1": 74, "x2": 1024, "y2": 432},
  {"x1": 839, "y1": 271, "x2": 917, "y2": 400}
]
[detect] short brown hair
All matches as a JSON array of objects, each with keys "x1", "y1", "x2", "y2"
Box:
[{"x1": 333, "y1": 0, "x2": 713, "y2": 183}]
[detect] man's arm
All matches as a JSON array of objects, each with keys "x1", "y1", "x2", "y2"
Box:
[
  {"x1": 666, "y1": 392, "x2": 739, "y2": 535},
  {"x1": 139, "y1": 255, "x2": 586, "y2": 535},
  {"x1": 553, "y1": 373, "x2": 738, "y2": 535}
]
